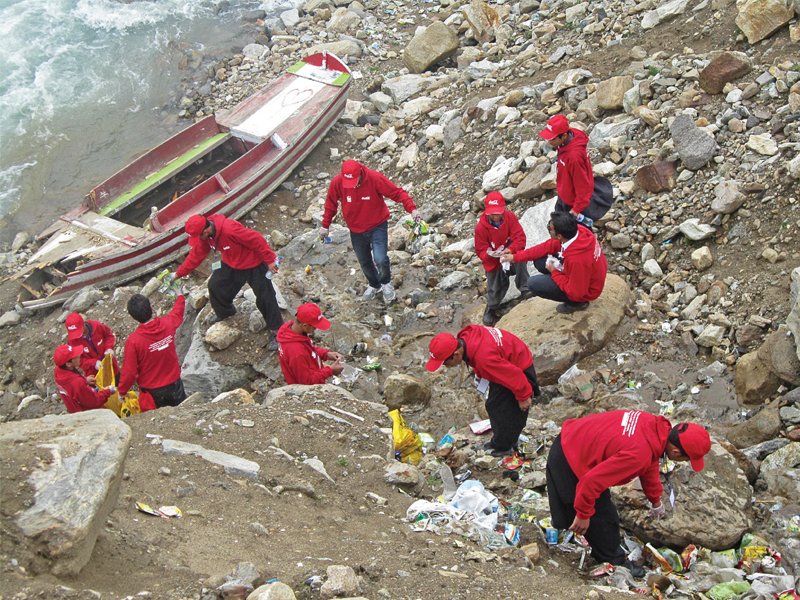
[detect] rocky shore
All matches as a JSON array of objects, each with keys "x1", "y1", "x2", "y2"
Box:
[{"x1": 1, "y1": 0, "x2": 799, "y2": 598}]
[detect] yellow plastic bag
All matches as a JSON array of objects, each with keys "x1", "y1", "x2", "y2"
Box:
[
  {"x1": 389, "y1": 409, "x2": 423, "y2": 465},
  {"x1": 96, "y1": 354, "x2": 141, "y2": 417}
]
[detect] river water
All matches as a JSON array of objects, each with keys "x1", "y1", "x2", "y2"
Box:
[{"x1": 0, "y1": 0, "x2": 289, "y2": 245}]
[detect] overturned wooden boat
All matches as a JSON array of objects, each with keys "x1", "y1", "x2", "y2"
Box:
[{"x1": 16, "y1": 51, "x2": 350, "y2": 309}]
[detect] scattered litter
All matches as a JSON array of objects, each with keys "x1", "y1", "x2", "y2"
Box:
[
  {"x1": 135, "y1": 502, "x2": 182, "y2": 519},
  {"x1": 389, "y1": 409, "x2": 423, "y2": 464},
  {"x1": 234, "y1": 419, "x2": 255, "y2": 428},
  {"x1": 469, "y1": 419, "x2": 492, "y2": 435},
  {"x1": 363, "y1": 357, "x2": 382, "y2": 371},
  {"x1": 557, "y1": 365, "x2": 593, "y2": 401}
]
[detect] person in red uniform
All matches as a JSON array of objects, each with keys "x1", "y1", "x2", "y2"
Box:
[
  {"x1": 53, "y1": 344, "x2": 115, "y2": 413},
  {"x1": 425, "y1": 326, "x2": 540, "y2": 456},
  {"x1": 474, "y1": 191, "x2": 530, "y2": 326},
  {"x1": 118, "y1": 293, "x2": 186, "y2": 409},
  {"x1": 546, "y1": 410, "x2": 711, "y2": 576},
  {"x1": 174, "y1": 214, "x2": 282, "y2": 350},
  {"x1": 277, "y1": 303, "x2": 345, "y2": 385},
  {"x1": 320, "y1": 160, "x2": 418, "y2": 304},
  {"x1": 502, "y1": 211, "x2": 607, "y2": 314},
  {"x1": 64, "y1": 312, "x2": 119, "y2": 378}
]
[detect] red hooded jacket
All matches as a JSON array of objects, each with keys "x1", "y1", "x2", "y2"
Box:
[
  {"x1": 474, "y1": 210, "x2": 527, "y2": 273},
  {"x1": 557, "y1": 128, "x2": 595, "y2": 214},
  {"x1": 458, "y1": 325, "x2": 534, "y2": 403},
  {"x1": 560, "y1": 410, "x2": 671, "y2": 519},
  {"x1": 276, "y1": 321, "x2": 333, "y2": 385},
  {"x1": 513, "y1": 226, "x2": 607, "y2": 302},
  {"x1": 73, "y1": 319, "x2": 118, "y2": 377},
  {"x1": 54, "y1": 366, "x2": 112, "y2": 413},
  {"x1": 119, "y1": 295, "x2": 185, "y2": 395},
  {"x1": 322, "y1": 162, "x2": 416, "y2": 233},
  {"x1": 176, "y1": 215, "x2": 277, "y2": 278}
]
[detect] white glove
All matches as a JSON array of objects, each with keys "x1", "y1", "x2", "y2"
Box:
[
  {"x1": 410, "y1": 209, "x2": 420, "y2": 222},
  {"x1": 319, "y1": 227, "x2": 329, "y2": 240},
  {"x1": 95, "y1": 360, "x2": 102, "y2": 371},
  {"x1": 649, "y1": 502, "x2": 666, "y2": 520},
  {"x1": 106, "y1": 386, "x2": 117, "y2": 394},
  {"x1": 104, "y1": 349, "x2": 113, "y2": 356}
]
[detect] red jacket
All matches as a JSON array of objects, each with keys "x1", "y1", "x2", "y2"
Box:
[
  {"x1": 322, "y1": 162, "x2": 416, "y2": 233},
  {"x1": 119, "y1": 295, "x2": 185, "y2": 395},
  {"x1": 54, "y1": 366, "x2": 112, "y2": 413},
  {"x1": 557, "y1": 128, "x2": 595, "y2": 214},
  {"x1": 474, "y1": 211, "x2": 527, "y2": 273},
  {"x1": 176, "y1": 214, "x2": 277, "y2": 278},
  {"x1": 73, "y1": 319, "x2": 118, "y2": 377},
  {"x1": 458, "y1": 325, "x2": 534, "y2": 403},
  {"x1": 513, "y1": 226, "x2": 607, "y2": 302},
  {"x1": 276, "y1": 321, "x2": 333, "y2": 385},
  {"x1": 561, "y1": 410, "x2": 671, "y2": 519}
]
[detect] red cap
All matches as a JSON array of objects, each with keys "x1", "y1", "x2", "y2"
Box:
[
  {"x1": 296, "y1": 303, "x2": 331, "y2": 330},
  {"x1": 53, "y1": 344, "x2": 83, "y2": 367},
  {"x1": 185, "y1": 214, "x2": 207, "y2": 237},
  {"x1": 65, "y1": 312, "x2": 85, "y2": 341},
  {"x1": 539, "y1": 114, "x2": 569, "y2": 140},
  {"x1": 484, "y1": 191, "x2": 506, "y2": 214},
  {"x1": 341, "y1": 160, "x2": 361, "y2": 189},
  {"x1": 425, "y1": 332, "x2": 459, "y2": 372},
  {"x1": 677, "y1": 423, "x2": 711, "y2": 472}
]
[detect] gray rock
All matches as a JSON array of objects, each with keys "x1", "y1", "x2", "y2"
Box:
[
  {"x1": 727, "y1": 401, "x2": 782, "y2": 448},
  {"x1": 383, "y1": 374, "x2": 431, "y2": 410},
  {"x1": 437, "y1": 271, "x2": 472, "y2": 290},
  {"x1": 498, "y1": 275, "x2": 631, "y2": 384},
  {"x1": 757, "y1": 327, "x2": 800, "y2": 385},
  {"x1": 181, "y1": 333, "x2": 252, "y2": 397},
  {"x1": 588, "y1": 116, "x2": 639, "y2": 150},
  {"x1": 759, "y1": 442, "x2": 800, "y2": 500},
  {"x1": 381, "y1": 74, "x2": 428, "y2": 104},
  {"x1": 320, "y1": 565, "x2": 359, "y2": 600},
  {"x1": 789, "y1": 153, "x2": 800, "y2": 179},
  {"x1": 402, "y1": 21, "x2": 458, "y2": 74},
  {"x1": 711, "y1": 180, "x2": 746, "y2": 214},
  {"x1": 327, "y1": 7, "x2": 361, "y2": 33},
  {"x1": 242, "y1": 43, "x2": 268, "y2": 60},
  {"x1": 746, "y1": 133, "x2": 779, "y2": 156},
  {"x1": 679, "y1": 218, "x2": 716, "y2": 241},
  {"x1": 515, "y1": 158, "x2": 552, "y2": 199},
  {"x1": 65, "y1": 286, "x2": 104, "y2": 313},
  {"x1": 1, "y1": 411, "x2": 130, "y2": 575},
  {"x1": 482, "y1": 156, "x2": 521, "y2": 191},
  {"x1": 308, "y1": 39, "x2": 363, "y2": 59},
  {"x1": 280, "y1": 8, "x2": 300, "y2": 28},
  {"x1": 248, "y1": 582, "x2": 297, "y2": 600},
  {"x1": 517, "y1": 198, "x2": 558, "y2": 254},
  {"x1": 11, "y1": 231, "x2": 30, "y2": 253},
  {"x1": 205, "y1": 321, "x2": 242, "y2": 350},
  {"x1": 691, "y1": 246, "x2": 714, "y2": 271},
  {"x1": 384, "y1": 462, "x2": 422, "y2": 486},
  {"x1": 695, "y1": 324, "x2": 726, "y2": 348},
  {"x1": 552, "y1": 69, "x2": 592, "y2": 95},
  {"x1": 742, "y1": 438, "x2": 790, "y2": 462},
  {"x1": 643, "y1": 259, "x2": 663, "y2": 278},
  {"x1": 789, "y1": 267, "x2": 800, "y2": 362},
  {"x1": 161, "y1": 438, "x2": 260, "y2": 479},
  {"x1": 466, "y1": 59, "x2": 503, "y2": 80},
  {"x1": 641, "y1": 0, "x2": 691, "y2": 29},
  {"x1": 0, "y1": 310, "x2": 21, "y2": 328},
  {"x1": 616, "y1": 441, "x2": 751, "y2": 549},
  {"x1": 369, "y1": 91, "x2": 392, "y2": 112},
  {"x1": 781, "y1": 405, "x2": 800, "y2": 425},
  {"x1": 610, "y1": 233, "x2": 631, "y2": 249},
  {"x1": 669, "y1": 113, "x2": 717, "y2": 170}
]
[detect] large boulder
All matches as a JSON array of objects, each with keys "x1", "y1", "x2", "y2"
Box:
[
  {"x1": 635, "y1": 161, "x2": 678, "y2": 193},
  {"x1": 757, "y1": 327, "x2": 800, "y2": 386},
  {"x1": 787, "y1": 266, "x2": 800, "y2": 362},
  {"x1": 402, "y1": 21, "x2": 459, "y2": 73},
  {"x1": 381, "y1": 74, "x2": 430, "y2": 104},
  {"x1": 734, "y1": 351, "x2": 781, "y2": 405},
  {"x1": 497, "y1": 274, "x2": 632, "y2": 385},
  {"x1": 615, "y1": 440, "x2": 752, "y2": 549},
  {"x1": 383, "y1": 374, "x2": 431, "y2": 410},
  {"x1": 669, "y1": 113, "x2": 717, "y2": 170},
  {"x1": 596, "y1": 75, "x2": 633, "y2": 111},
  {"x1": 726, "y1": 400, "x2": 782, "y2": 448},
  {"x1": 735, "y1": 0, "x2": 795, "y2": 44},
  {"x1": 641, "y1": 0, "x2": 691, "y2": 29},
  {"x1": 518, "y1": 198, "x2": 557, "y2": 249},
  {"x1": 181, "y1": 333, "x2": 252, "y2": 397},
  {"x1": 759, "y1": 442, "x2": 800, "y2": 500},
  {"x1": 0, "y1": 411, "x2": 131, "y2": 575},
  {"x1": 699, "y1": 51, "x2": 752, "y2": 94},
  {"x1": 308, "y1": 39, "x2": 363, "y2": 59}
]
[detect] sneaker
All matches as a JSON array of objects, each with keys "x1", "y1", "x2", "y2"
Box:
[
  {"x1": 519, "y1": 289, "x2": 534, "y2": 300},
  {"x1": 381, "y1": 282, "x2": 396, "y2": 304},
  {"x1": 482, "y1": 307, "x2": 498, "y2": 326},
  {"x1": 264, "y1": 332, "x2": 279, "y2": 352},
  {"x1": 490, "y1": 447, "x2": 515, "y2": 457},
  {"x1": 556, "y1": 301, "x2": 589, "y2": 314},
  {"x1": 362, "y1": 286, "x2": 380, "y2": 301},
  {"x1": 621, "y1": 560, "x2": 645, "y2": 579},
  {"x1": 206, "y1": 312, "x2": 231, "y2": 325},
  {"x1": 482, "y1": 441, "x2": 496, "y2": 451}
]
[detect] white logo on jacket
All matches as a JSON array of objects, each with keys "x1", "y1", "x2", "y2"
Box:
[
  {"x1": 149, "y1": 336, "x2": 174, "y2": 352},
  {"x1": 484, "y1": 327, "x2": 504, "y2": 346},
  {"x1": 620, "y1": 410, "x2": 642, "y2": 437}
]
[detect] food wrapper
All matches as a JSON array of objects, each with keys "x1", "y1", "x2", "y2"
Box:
[
  {"x1": 388, "y1": 409, "x2": 422, "y2": 465},
  {"x1": 503, "y1": 524, "x2": 521, "y2": 546},
  {"x1": 680, "y1": 544, "x2": 698, "y2": 571}
]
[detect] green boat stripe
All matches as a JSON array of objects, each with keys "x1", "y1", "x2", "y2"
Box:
[{"x1": 100, "y1": 132, "x2": 230, "y2": 216}]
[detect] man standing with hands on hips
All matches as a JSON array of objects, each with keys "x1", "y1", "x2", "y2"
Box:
[
  {"x1": 321, "y1": 160, "x2": 418, "y2": 305},
  {"x1": 173, "y1": 213, "x2": 283, "y2": 351}
]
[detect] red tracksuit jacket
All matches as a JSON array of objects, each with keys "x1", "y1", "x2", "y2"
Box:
[
  {"x1": 74, "y1": 319, "x2": 118, "y2": 377},
  {"x1": 561, "y1": 410, "x2": 671, "y2": 519},
  {"x1": 54, "y1": 366, "x2": 112, "y2": 413},
  {"x1": 513, "y1": 225, "x2": 607, "y2": 302},
  {"x1": 458, "y1": 325, "x2": 534, "y2": 403},
  {"x1": 176, "y1": 214, "x2": 277, "y2": 278},
  {"x1": 322, "y1": 162, "x2": 416, "y2": 233},
  {"x1": 474, "y1": 210, "x2": 527, "y2": 273},
  {"x1": 276, "y1": 321, "x2": 333, "y2": 385},
  {"x1": 119, "y1": 296, "x2": 185, "y2": 395},
  {"x1": 557, "y1": 128, "x2": 595, "y2": 214}
]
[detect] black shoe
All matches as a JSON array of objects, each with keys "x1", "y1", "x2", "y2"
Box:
[
  {"x1": 556, "y1": 302, "x2": 589, "y2": 314},
  {"x1": 519, "y1": 290, "x2": 534, "y2": 300},
  {"x1": 482, "y1": 441, "x2": 496, "y2": 451},
  {"x1": 621, "y1": 560, "x2": 645, "y2": 579},
  {"x1": 483, "y1": 307, "x2": 498, "y2": 326},
  {"x1": 262, "y1": 332, "x2": 279, "y2": 352},
  {"x1": 490, "y1": 447, "x2": 514, "y2": 457},
  {"x1": 206, "y1": 313, "x2": 230, "y2": 325}
]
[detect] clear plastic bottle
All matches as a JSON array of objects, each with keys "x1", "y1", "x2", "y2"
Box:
[{"x1": 266, "y1": 256, "x2": 283, "y2": 280}]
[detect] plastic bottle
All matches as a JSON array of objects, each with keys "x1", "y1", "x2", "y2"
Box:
[
  {"x1": 266, "y1": 255, "x2": 283, "y2": 279},
  {"x1": 576, "y1": 213, "x2": 594, "y2": 228}
]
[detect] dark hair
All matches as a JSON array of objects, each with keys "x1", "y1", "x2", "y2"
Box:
[
  {"x1": 127, "y1": 294, "x2": 153, "y2": 323},
  {"x1": 550, "y1": 211, "x2": 578, "y2": 239},
  {"x1": 668, "y1": 423, "x2": 688, "y2": 456}
]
